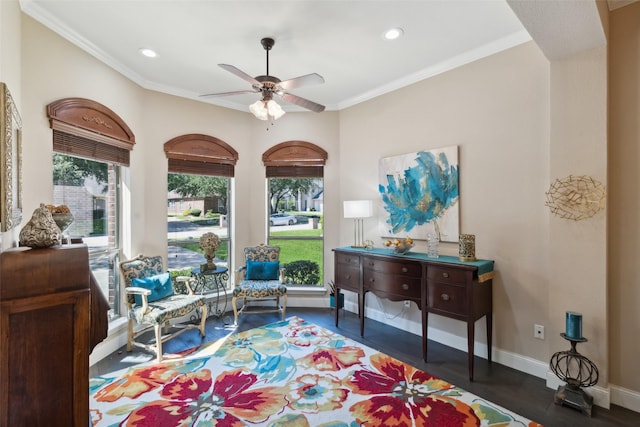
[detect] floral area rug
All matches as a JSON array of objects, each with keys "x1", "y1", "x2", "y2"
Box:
[{"x1": 90, "y1": 317, "x2": 543, "y2": 426}]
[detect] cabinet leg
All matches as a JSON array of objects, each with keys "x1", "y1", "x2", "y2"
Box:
[
  {"x1": 360, "y1": 292, "x2": 365, "y2": 337},
  {"x1": 423, "y1": 311, "x2": 428, "y2": 362},
  {"x1": 467, "y1": 320, "x2": 475, "y2": 381},
  {"x1": 486, "y1": 314, "x2": 492, "y2": 364},
  {"x1": 335, "y1": 289, "x2": 340, "y2": 327}
]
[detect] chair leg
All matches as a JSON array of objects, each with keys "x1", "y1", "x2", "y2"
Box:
[
  {"x1": 281, "y1": 295, "x2": 287, "y2": 321},
  {"x1": 155, "y1": 324, "x2": 163, "y2": 362},
  {"x1": 199, "y1": 305, "x2": 208, "y2": 337},
  {"x1": 127, "y1": 319, "x2": 134, "y2": 352},
  {"x1": 232, "y1": 296, "x2": 239, "y2": 325}
]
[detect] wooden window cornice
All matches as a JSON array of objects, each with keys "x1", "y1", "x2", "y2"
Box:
[
  {"x1": 262, "y1": 141, "x2": 327, "y2": 167},
  {"x1": 164, "y1": 134, "x2": 238, "y2": 165},
  {"x1": 47, "y1": 98, "x2": 135, "y2": 151},
  {"x1": 164, "y1": 134, "x2": 238, "y2": 177}
]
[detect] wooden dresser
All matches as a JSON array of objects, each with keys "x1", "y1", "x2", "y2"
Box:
[
  {"x1": 0, "y1": 244, "x2": 108, "y2": 426},
  {"x1": 333, "y1": 246, "x2": 494, "y2": 380}
]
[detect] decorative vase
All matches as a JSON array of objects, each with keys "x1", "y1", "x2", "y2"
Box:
[
  {"x1": 330, "y1": 293, "x2": 344, "y2": 309},
  {"x1": 203, "y1": 247, "x2": 216, "y2": 271},
  {"x1": 426, "y1": 233, "x2": 439, "y2": 258},
  {"x1": 459, "y1": 234, "x2": 476, "y2": 262},
  {"x1": 51, "y1": 213, "x2": 74, "y2": 244},
  {"x1": 19, "y1": 203, "x2": 62, "y2": 248}
]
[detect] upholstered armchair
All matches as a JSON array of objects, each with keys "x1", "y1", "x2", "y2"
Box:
[
  {"x1": 119, "y1": 254, "x2": 208, "y2": 362},
  {"x1": 233, "y1": 244, "x2": 287, "y2": 324}
]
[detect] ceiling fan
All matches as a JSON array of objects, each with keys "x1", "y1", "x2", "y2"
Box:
[{"x1": 201, "y1": 37, "x2": 325, "y2": 120}]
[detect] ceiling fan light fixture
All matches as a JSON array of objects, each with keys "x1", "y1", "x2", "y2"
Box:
[
  {"x1": 266, "y1": 100, "x2": 286, "y2": 119},
  {"x1": 249, "y1": 100, "x2": 269, "y2": 120}
]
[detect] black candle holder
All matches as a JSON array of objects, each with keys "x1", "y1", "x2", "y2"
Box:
[{"x1": 549, "y1": 333, "x2": 599, "y2": 416}]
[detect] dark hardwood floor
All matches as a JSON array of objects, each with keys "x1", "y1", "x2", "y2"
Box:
[{"x1": 91, "y1": 308, "x2": 639, "y2": 427}]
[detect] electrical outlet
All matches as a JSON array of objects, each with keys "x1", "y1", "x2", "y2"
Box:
[
  {"x1": 534, "y1": 324, "x2": 545, "y2": 340},
  {"x1": 404, "y1": 300, "x2": 411, "y2": 308}
]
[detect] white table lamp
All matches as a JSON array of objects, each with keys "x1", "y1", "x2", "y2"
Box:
[{"x1": 343, "y1": 200, "x2": 373, "y2": 248}]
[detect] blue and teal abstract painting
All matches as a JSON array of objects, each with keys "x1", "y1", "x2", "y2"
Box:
[{"x1": 378, "y1": 147, "x2": 459, "y2": 242}]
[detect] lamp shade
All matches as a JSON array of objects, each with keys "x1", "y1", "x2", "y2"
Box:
[
  {"x1": 343, "y1": 200, "x2": 373, "y2": 218},
  {"x1": 249, "y1": 100, "x2": 268, "y2": 120},
  {"x1": 266, "y1": 100, "x2": 286, "y2": 119}
]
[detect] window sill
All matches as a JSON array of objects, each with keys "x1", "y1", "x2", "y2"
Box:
[{"x1": 284, "y1": 285, "x2": 327, "y2": 296}]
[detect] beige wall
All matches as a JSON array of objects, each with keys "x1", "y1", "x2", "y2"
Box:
[
  {"x1": 549, "y1": 45, "x2": 608, "y2": 384},
  {"x1": 340, "y1": 41, "x2": 555, "y2": 363},
  {"x1": 0, "y1": 0, "x2": 22, "y2": 251},
  {"x1": 609, "y1": 2, "x2": 640, "y2": 394},
  {"x1": 3, "y1": 0, "x2": 638, "y2": 411}
]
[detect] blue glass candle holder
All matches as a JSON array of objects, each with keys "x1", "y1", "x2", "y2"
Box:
[{"x1": 565, "y1": 311, "x2": 583, "y2": 340}]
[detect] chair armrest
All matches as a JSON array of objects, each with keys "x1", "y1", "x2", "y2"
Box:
[
  {"x1": 280, "y1": 267, "x2": 286, "y2": 284},
  {"x1": 126, "y1": 287, "x2": 152, "y2": 296},
  {"x1": 175, "y1": 275, "x2": 196, "y2": 295},
  {"x1": 125, "y1": 287, "x2": 151, "y2": 313},
  {"x1": 235, "y1": 266, "x2": 246, "y2": 285}
]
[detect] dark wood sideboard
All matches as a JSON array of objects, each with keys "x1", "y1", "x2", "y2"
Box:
[
  {"x1": 0, "y1": 244, "x2": 109, "y2": 426},
  {"x1": 333, "y1": 246, "x2": 494, "y2": 381}
]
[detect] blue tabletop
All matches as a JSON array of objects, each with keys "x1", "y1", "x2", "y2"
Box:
[{"x1": 192, "y1": 266, "x2": 228, "y2": 275}]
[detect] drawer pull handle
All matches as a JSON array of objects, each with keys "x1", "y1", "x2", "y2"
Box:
[
  {"x1": 345, "y1": 274, "x2": 350, "y2": 280},
  {"x1": 442, "y1": 272, "x2": 449, "y2": 278},
  {"x1": 402, "y1": 283, "x2": 409, "y2": 290},
  {"x1": 401, "y1": 267, "x2": 408, "y2": 273},
  {"x1": 369, "y1": 278, "x2": 375, "y2": 283},
  {"x1": 441, "y1": 293, "x2": 450, "y2": 301}
]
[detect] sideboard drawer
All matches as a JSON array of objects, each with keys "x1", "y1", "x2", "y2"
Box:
[
  {"x1": 427, "y1": 266, "x2": 469, "y2": 284},
  {"x1": 363, "y1": 270, "x2": 422, "y2": 300},
  {"x1": 427, "y1": 282, "x2": 466, "y2": 316},
  {"x1": 336, "y1": 253, "x2": 360, "y2": 267},
  {"x1": 335, "y1": 264, "x2": 360, "y2": 290},
  {"x1": 363, "y1": 258, "x2": 421, "y2": 277}
]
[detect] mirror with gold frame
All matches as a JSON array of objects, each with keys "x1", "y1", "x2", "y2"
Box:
[{"x1": 0, "y1": 82, "x2": 23, "y2": 232}]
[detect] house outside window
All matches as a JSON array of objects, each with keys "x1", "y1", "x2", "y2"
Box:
[{"x1": 167, "y1": 174, "x2": 231, "y2": 275}]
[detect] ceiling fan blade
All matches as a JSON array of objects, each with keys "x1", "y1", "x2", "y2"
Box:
[
  {"x1": 277, "y1": 73, "x2": 325, "y2": 91},
  {"x1": 219, "y1": 64, "x2": 262, "y2": 87},
  {"x1": 280, "y1": 92, "x2": 325, "y2": 113},
  {"x1": 200, "y1": 90, "x2": 259, "y2": 98}
]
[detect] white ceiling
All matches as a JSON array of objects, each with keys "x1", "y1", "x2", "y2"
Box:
[{"x1": 19, "y1": 1, "x2": 617, "y2": 114}]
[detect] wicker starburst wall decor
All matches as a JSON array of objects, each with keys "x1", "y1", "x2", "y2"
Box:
[{"x1": 545, "y1": 175, "x2": 606, "y2": 221}]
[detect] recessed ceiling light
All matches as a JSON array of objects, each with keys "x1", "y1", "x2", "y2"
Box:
[
  {"x1": 383, "y1": 27, "x2": 404, "y2": 41},
  {"x1": 139, "y1": 48, "x2": 157, "y2": 58}
]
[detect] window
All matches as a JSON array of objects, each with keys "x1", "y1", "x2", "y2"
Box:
[
  {"x1": 167, "y1": 173, "x2": 231, "y2": 274},
  {"x1": 263, "y1": 141, "x2": 327, "y2": 287},
  {"x1": 268, "y1": 177, "x2": 323, "y2": 286},
  {"x1": 52, "y1": 153, "x2": 121, "y2": 319},
  {"x1": 164, "y1": 134, "x2": 238, "y2": 281},
  {"x1": 47, "y1": 97, "x2": 135, "y2": 322}
]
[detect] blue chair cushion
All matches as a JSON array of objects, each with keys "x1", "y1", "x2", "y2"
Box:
[
  {"x1": 245, "y1": 260, "x2": 280, "y2": 281},
  {"x1": 132, "y1": 272, "x2": 174, "y2": 306}
]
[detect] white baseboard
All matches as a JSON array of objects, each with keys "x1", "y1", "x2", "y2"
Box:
[
  {"x1": 610, "y1": 384, "x2": 640, "y2": 413},
  {"x1": 89, "y1": 317, "x2": 129, "y2": 366}
]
